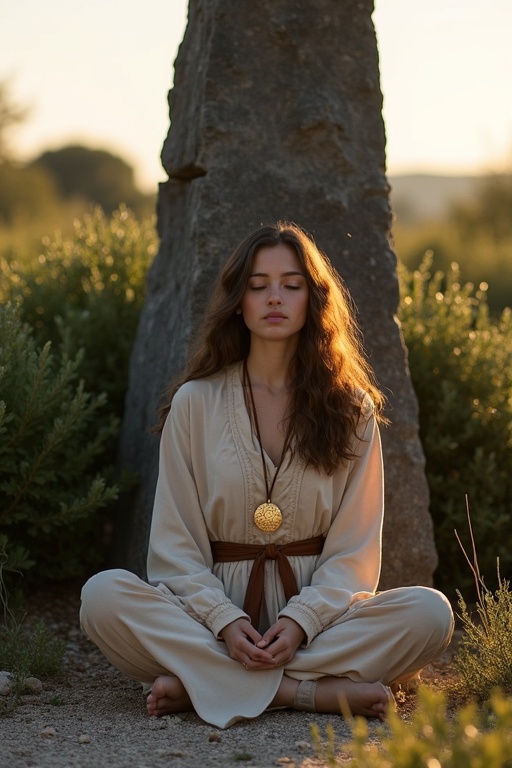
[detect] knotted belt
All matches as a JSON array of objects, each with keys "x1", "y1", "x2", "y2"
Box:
[{"x1": 211, "y1": 535, "x2": 325, "y2": 628}]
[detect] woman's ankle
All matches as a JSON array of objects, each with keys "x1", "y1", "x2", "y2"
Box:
[{"x1": 269, "y1": 675, "x2": 300, "y2": 709}]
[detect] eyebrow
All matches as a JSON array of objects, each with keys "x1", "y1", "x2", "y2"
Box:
[{"x1": 249, "y1": 271, "x2": 306, "y2": 277}]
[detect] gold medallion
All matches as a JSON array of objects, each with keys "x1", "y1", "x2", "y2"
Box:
[{"x1": 253, "y1": 502, "x2": 283, "y2": 532}]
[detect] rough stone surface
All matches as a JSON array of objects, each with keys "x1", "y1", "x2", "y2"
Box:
[
  {"x1": 0, "y1": 670, "x2": 13, "y2": 696},
  {"x1": 23, "y1": 677, "x2": 43, "y2": 695},
  {"x1": 115, "y1": 0, "x2": 437, "y2": 587}
]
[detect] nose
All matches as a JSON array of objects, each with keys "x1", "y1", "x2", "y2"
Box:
[{"x1": 267, "y1": 286, "x2": 283, "y2": 305}]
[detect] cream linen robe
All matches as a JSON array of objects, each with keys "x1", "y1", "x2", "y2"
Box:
[{"x1": 81, "y1": 363, "x2": 454, "y2": 728}]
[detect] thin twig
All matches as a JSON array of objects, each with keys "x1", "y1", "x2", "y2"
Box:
[{"x1": 454, "y1": 495, "x2": 490, "y2": 633}]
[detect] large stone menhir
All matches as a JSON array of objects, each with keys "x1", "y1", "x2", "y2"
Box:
[{"x1": 116, "y1": 0, "x2": 438, "y2": 587}]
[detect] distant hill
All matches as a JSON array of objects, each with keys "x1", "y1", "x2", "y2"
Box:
[{"x1": 388, "y1": 173, "x2": 487, "y2": 224}]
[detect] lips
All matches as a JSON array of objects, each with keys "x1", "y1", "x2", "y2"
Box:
[{"x1": 264, "y1": 311, "x2": 286, "y2": 319}]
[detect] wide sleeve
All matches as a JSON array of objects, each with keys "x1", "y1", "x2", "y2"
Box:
[
  {"x1": 278, "y1": 403, "x2": 384, "y2": 645},
  {"x1": 146, "y1": 386, "x2": 249, "y2": 637}
]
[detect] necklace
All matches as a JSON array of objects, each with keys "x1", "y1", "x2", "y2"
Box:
[{"x1": 243, "y1": 360, "x2": 292, "y2": 532}]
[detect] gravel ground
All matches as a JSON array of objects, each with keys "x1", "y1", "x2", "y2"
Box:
[{"x1": 0, "y1": 584, "x2": 455, "y2": 768}]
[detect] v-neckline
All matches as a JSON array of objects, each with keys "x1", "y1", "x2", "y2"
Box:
[
  {"x1": 226, "y1": 363, "x2": 308, "y2": 529},
  {"x1": 234, "y1": 362, "x2": 284, "y2": 472}
]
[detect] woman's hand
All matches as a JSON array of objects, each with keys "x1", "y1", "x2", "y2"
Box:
[
  {"x1": 255, "y1": 617, "x2": 306, "y2": 666},
  {"x1": 220, "y1": 618, "x2": 277, "y2": 670}
]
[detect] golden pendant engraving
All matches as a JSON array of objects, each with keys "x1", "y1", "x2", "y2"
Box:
[{"x1": 253, "y1": 502, "x2": 283, "y2": 532}]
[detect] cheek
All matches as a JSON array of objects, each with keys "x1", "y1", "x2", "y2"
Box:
[
  {"x1": 299, "y1": 293, "x2": 310, "y2": 319},
  {"x1": 241, "y1": 292, "x2": 256, "y2": 317}
]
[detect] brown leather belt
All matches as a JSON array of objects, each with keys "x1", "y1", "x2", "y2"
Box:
[{"x1": 211, "y1": 535, "x2": 325, "y2": 628}]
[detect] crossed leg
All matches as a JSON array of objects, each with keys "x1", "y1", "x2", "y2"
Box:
[
  {"x1": 82, "y1": 571, "x2": 453, "y2": 728},
  {"x1": 146, "y1": 673, "x2": 392, "y2": 721}
]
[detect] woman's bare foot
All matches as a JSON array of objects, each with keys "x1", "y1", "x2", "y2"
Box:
[
  {"x1": 315, "y1": 677, "x2": 394, "y2": 721},
  {"x1": 271, "y1": 675, "x2": 394, "y2": 721},
  {"x1": 146, "y1": 675, "x2": 193, "y2": 717}
]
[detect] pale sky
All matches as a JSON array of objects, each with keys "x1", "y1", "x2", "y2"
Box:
[{"x1": 2, "y1": 0, "x2": 511, "y2": 192}]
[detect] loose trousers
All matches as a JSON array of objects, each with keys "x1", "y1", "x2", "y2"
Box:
[{"x1": 80, "y1": 568, "x2": 454, "y2": 729}]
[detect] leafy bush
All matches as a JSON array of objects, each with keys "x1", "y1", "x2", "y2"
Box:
[
  {"x1": 0, "y1": 206, "x2": 158, "y2": 420},
  {"x1": 0, "y1": 207, "x2": 157, "y2": 585},
  {"x1": 312, "y1": 687, "x2": 512, "y2": 767},
  {"x1": 0, "y1": 303, "x2": 119, "y2": 582},
  {"x1": 399, "y1": 256, "x2": 512, "y2": 596},
  {"x1": 0, "y1": 620, "x2": 65, "y2": 681},
  {"x1": 456, "y1": 576, "x2": 512, "y2": 700},
  {"x1": 0, "y1": 616, "x2": 66, "y2": 716},
  {"x1": 0, "y1": 556, "x2": 66, "y2": 715}
]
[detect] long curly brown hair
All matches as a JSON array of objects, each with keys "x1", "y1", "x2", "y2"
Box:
[{"x1": 156, "y1": 221, "x2": 386, "y2": 474}]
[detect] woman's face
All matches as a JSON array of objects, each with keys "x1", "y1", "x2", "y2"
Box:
[{"x1": 240, "y1": 244, "x2": 309, "y2": 344}]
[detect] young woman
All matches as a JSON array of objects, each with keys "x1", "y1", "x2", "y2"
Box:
[{"x1": 80, "y1": 221, "x2": 453, "y2": 729}]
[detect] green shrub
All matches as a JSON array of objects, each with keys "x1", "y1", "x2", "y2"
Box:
[
  {"x1": 1, "y1": 526, "x2": 66, "y2": 716},
  {"x1": 0, "y1": 303, "x2": 118, "y2": 582},
  {"x1": 0, "y1": 207, "x2": 156, "y2": 585},
  {"x1": 454, "y1": 515, "x2": 512, "y2": 700},
  {"x1": 398, "y1": 256, "x2": 512, "y2": 596},
  {"x1": 312, "y1": 687, "x2": 512, "y2": 767},
  {"x1": 456, "y1": 575, "x2": 512, "y2": 700},
  {"x1": 0, "y1": 616, "x2": 66, "y2": 716},
  {"x1": 0, "y1": 620, "x2": 65, "y2": 681},
  {"x1": 0, "y1": 205, "x2": 157, "y2": 420}
]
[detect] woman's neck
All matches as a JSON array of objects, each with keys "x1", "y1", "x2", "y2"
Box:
[{"x1": 245, "y1": 342, "x2": 296, "y2": 395}]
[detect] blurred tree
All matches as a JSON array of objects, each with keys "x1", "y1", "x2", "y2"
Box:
[
  {"x1": 31, "y1": 145, "x2": 155, "y2": 217},
  {"x1": 0, "y1": 162, "x2": 61, "y2": 225},
  {"x1": 0, "y1": 79, "x2": 155, "y2": 264},
  {"x1": 449, "y1": 173, "x2": 512, "y2": 243},
  {"x1": 0, "y1": 79, "x2": 29, "y2": 162},
  {"x1": 0, "y1": 79, "x2": 62, "y2": 226},
  {"x1": 393, "y1": 172, "x2": 512, "y2": 314}
]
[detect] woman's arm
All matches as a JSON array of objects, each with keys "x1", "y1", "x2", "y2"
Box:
[
  {"x1": 278, "y1": 405, "x2": 384, "y2": 645},
  {"x1": 146, "y1": 385, "x2": 249, "y2": 638}
]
